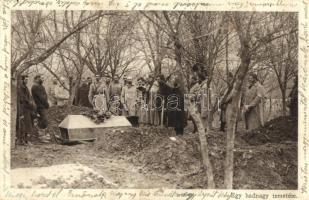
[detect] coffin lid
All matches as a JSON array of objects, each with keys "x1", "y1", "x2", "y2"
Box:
[{"x1": 59, "y1": 115, "x2": 132, "y2": 129}]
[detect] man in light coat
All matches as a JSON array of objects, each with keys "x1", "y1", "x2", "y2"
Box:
[{"x1": 242, "y1": 73, "x2": 266, "y2": 131}]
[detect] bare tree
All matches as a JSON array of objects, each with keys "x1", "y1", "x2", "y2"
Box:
[
  {"x1": 11, "y1": 10, "x2": 111, "y2": 148},
  {"x1": 224, "y1": 12, "x2": 297, "y2": 188},
  {"x1": 137, "y1": 16, "x2": 170, "y2": 76},
  {"x1": 142, "y1": 11, "x2": 215, "y2": 188},
  {"x1": 263, "y1": 15, "x2": 298, "y2": 116},
  {"x1": 183, "y1": 12, "x2": 227, "y2": 129},
  {"x1": 77, "y1": 13, "x2": 138, "y2": 80}
]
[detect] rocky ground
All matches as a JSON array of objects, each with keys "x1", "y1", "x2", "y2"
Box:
[{"x1": 11, "y1": 105, "x2": 298, "y2": 189}]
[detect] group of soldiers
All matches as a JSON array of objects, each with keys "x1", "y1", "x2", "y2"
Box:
[
  {"x1": 17, "y1": 74, "x2": 49, "y2": 145},
  {"x1": 69, "y1": 73, "x2": 183, "y2": 129},
  {"x1": 16, "y1": 67, "x2": 298, "y2": 145}
]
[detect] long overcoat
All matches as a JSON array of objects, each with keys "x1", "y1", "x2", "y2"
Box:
[
  {"x1": 160, "y1": 81, "x2": 187, "y2": 129},
  {"x1": 17, "y1": 83, "x2": 34, "y2": 134}
]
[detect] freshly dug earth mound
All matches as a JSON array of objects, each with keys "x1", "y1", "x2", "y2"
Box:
[
  {"x1": 131, "y1": 131, "x2": 241, "y2": 175},
  {"x1": 178, "y1": 142, "x2": 297, "y2": 189},
  {"x1": 132, "y1": 134, "x2": 202, "y2": 174},
  {"x1": 94, "y1": 127, "x2": 169, "y2": 155},
  {"x1": 241, "y1": 116, "x2": 297, "y2": 145},
  {"x1": 128, "y1": 117, "x2": 297, "y2": 189}
]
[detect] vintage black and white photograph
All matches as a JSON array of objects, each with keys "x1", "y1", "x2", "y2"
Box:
[{"x1": 10, "y1": 10, "x2": 298, "y2": 189}]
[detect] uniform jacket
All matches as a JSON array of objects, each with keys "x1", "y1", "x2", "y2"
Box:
[{"x1": 31, "y1": 82, "x2": 49, "y2": 110}]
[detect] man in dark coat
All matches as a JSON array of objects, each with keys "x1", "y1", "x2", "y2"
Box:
[
  {"x1": 17, "y1": 75, "x2": 35, "y2": 145},
  {"x1": 159, "y1": 75, "x2": 187, "y2": 135},
  {"x1": 31, "y1": 75, "x2": 49, "y2": 129},
  {"x1": 76, "y1": 78, "x2": 92, "y2": 108}
]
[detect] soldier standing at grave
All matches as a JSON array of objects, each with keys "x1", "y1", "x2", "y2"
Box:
[
  {"x1": 76, "y1": 77, "x2": 92, "y2": 108},
  {"x1": 31, "y1": 74, "x2": 49, "y2": 129},
  {"x1": 136, "y1": 77, "x2": 147, "y2": 125},
  {"x1": 148, "y1": 73, "x2": 160, "y2": 126},
  {"x1": 242, "y1": 73, "x2": 266, "y2": 131},
  {"x1": 17, "y1": 75, "x2": 36, "y2": 145},
  {"x1": 89, "y1": 75, "x2": 109, "y2": 111},
  {"x1": 109, "y1": 75, "x2": 123, "y2": 115},
  {"x1": 121, "y1": 77, "x2": 138, "y2": 126},
  {"x1": 158, "y1": 74, "x2": 187, "y2": 135}
]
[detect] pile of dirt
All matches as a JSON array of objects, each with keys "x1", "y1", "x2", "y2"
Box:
[
  {"x1": 94, "y1": 127, "x2": 169, "y2": 155},
  {"x1": 127, "y1": 117, "x2": 297, "y2": 189},
  {"x1": 132, "y1": 134, "x2": 201, "y2": 174},
  {"x1": 180, "y1": 142, "x2": 297, "y2": 189},
  {"x1": 241, "y1": 116, "x2": 297, "y2": 145},
  {"x1": 131, "y1": 131, "x2": 231, "y2": 176}
]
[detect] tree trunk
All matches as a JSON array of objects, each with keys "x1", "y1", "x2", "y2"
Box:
[
  {"x1": 225, "y1": 23, "x2": 229, "y2": 80},
  {"x1": 174, "y1": 38, "x2": 183, "y2": 77},
  {"x1": 281, "y1": 89, "x2": 287, "y2": 116},
  {"x1": 188, "y1": 101, "x2": 215, "y2": 188},
  {"x1": 224, "y1": 38, "x2": 251, "y2": 188},
  {"x1": 224, "y1": 91, "x2": 241, "y2": 188},
  {"x1": 11, "y1": 76, "x2": 18, "y2": 149},
  {"x1": 268, "y1": 98, "x2": 272, "y2": 121},
  {"x1": 207, "y1": 107, "x2": 217, "y2": 130},
  {"x1": 206, "y1": 87, "x2": 214, "y2": 130}
]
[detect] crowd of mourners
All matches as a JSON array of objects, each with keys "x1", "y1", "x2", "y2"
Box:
[{"x1": 16, "y1": 65, "x2": 298, "y2": 146}]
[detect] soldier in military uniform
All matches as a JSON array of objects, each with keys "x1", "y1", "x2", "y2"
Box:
[
  {"x1": 242, "y1": 73, "x2": 266, "y2": 131},
  {"x1": 108, "y1": 75, "x2": 123, "y2": 115},
  {"x1": 17, "y1": 75, "x2": 35, "y2": 145},
  {"x1": 88, "y1": 75, "x2": 109, "y2": 111},
  {"x1": 136, "y1": 77, "x2": 147, "y2": 125},
  {"x1": 121, "y1": 77, "x2": 138, "y2": 126},
  {"x1": 147, "y1": 73, "x2": 160, "y2": 126}
]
